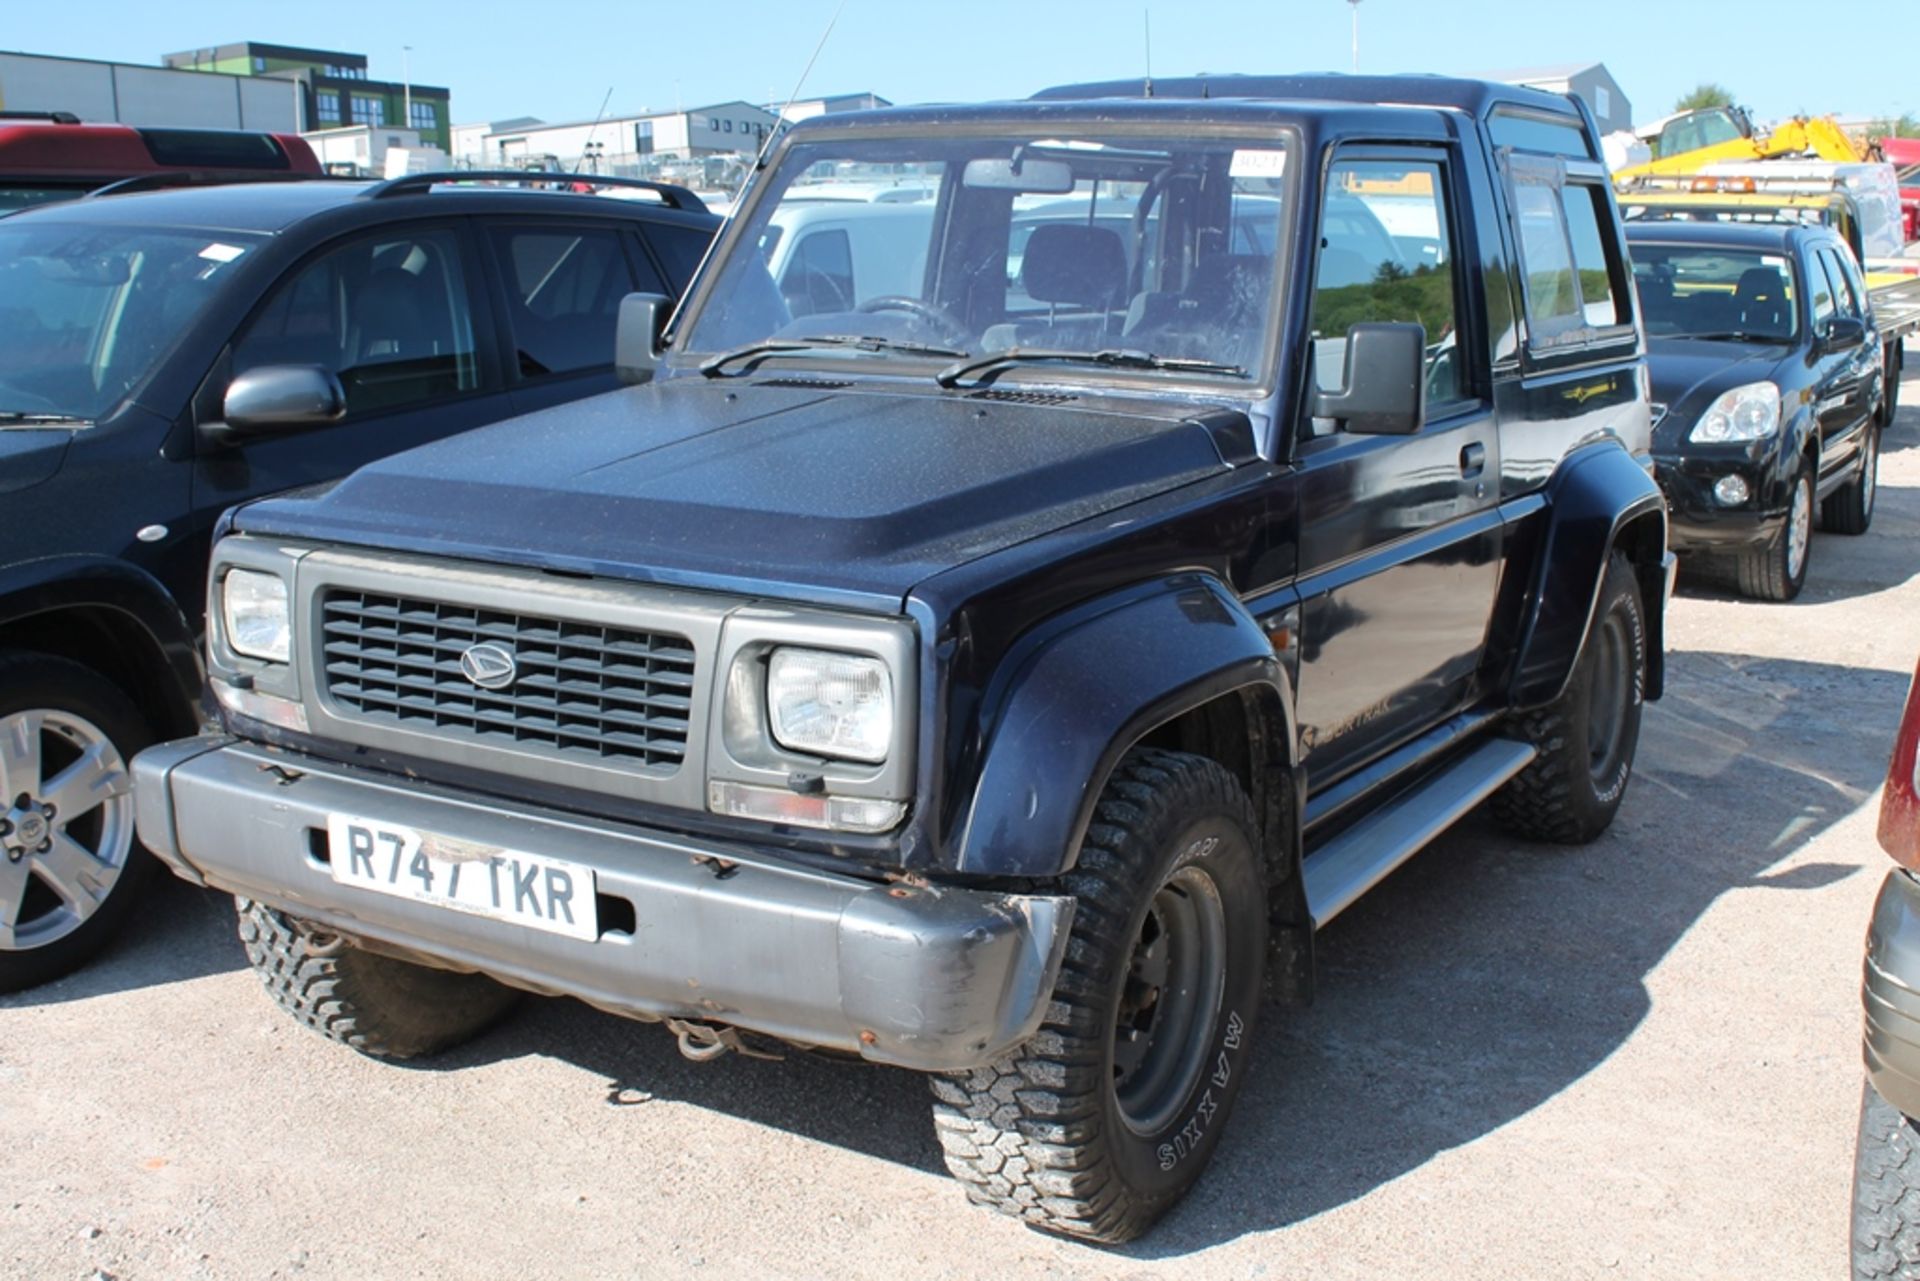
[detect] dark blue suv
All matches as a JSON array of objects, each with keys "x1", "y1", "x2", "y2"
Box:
[{"x1": 0, "y1": 172, "x2": 717, "y2": 989}]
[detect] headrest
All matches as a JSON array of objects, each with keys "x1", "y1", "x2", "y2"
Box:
[
  {"x1": 1734, "y1": 267, "x2": 1781, "y2": 300},
  {"x1": 1021, "y1": 223, "x2": 1126, "y2": 308}
]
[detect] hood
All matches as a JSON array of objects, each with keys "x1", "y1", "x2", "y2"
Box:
[
  {"x1": 234, "y1": 378, "x2": 1240, "y2": 607},
  {"x1": 1646, "y1": 338, "x2": 1790, "y2": 451},
  {"x1": 0, "y1": 428, "x2": 71, "y2": 497}
]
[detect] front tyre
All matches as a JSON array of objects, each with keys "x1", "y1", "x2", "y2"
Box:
[
  {"x1": 237, "y1": 898, "x2": 518, "y2": 1059},
  {"x1": 1824, "y1": 425, "x2": 1880, "y2": 536},
  {"x1": 1737, "y1": 462, "x2": 1813, "y2": 601},
  {"x1": 0, "y1": 652, "x2": 156, "y2": 993},
  {"x1": 1493, "y1": 553, "x2": 1647, "y2": 845},
  {"x1": 930, "y1": 749, "x2": 1267, "y2": 1244},
  {"x1": 1853, "y1": 1080, "x2": 1920, "y2": 1279}
]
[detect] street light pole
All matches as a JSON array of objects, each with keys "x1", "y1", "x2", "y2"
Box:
[
  {"x1": 1348, "y1": 0, "x2": 1361, "y2": 74},
  {"x1": 402, "y1": 45, "x2": 412, "y2": 126}
]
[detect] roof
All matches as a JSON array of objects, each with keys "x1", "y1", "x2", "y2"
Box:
[
  {"x1": 1623, "y1": 219, "x2": 1821, "y2": 251},
  {"x1": 1030, "y1": 72, "x2": 1580, "y2": 119}
]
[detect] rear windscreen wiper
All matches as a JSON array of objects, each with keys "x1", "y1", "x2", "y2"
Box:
[
  {"x1": 935, "y1": 347, "x2": 1245, "y2": 388},
  {"x1": 700, "y1": 334, "x2": 968, "y2": 378}
]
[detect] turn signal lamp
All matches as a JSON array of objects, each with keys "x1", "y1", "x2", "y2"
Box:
[{"x1": 1879, "y1": 657, "x2": 1920, "y2": 869}]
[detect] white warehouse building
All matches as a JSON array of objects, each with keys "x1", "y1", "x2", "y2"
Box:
[{"x1": 453, "y1": 101, "x2": 779, "y2": 173}]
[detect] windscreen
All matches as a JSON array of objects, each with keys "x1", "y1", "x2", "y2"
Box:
[
  {"x1": 0, "y1": 222, "x2": 263, "y2": 420},
  {"x1": 679, "y1": 128, "x2": 1294, "y2": 384},
  {"x1": 1631, "y1": 245, "x2": 1798, "y2": 342}
]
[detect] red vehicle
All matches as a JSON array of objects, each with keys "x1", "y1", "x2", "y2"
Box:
[
  {"x1": 1880, "y1": 137, "x2": 1920, "y2": 244},
  {"x1": 0, "y1": 112, "x2": 321, "y2": 214}
]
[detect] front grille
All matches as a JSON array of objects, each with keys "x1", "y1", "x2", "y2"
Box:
[{"x1": 319, "y1": 590, "x2": 696, "y2": 772}]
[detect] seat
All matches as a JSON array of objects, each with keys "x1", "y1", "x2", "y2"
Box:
[
  {"x1": 1733, "y1": 266, "x2": 1788, "y2": 336},
  {"x1": 985, "y1": 223, "x2": 1127, "y2": 350},
  {"x1": 349, "y1": 268, "x2": 440, "y2": 365}
]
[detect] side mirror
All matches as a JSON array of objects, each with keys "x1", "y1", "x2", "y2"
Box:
[
  {"x1": 217, "y1": 365, "x2": 347, "y2": 438},
  {"x1": 1310, "y1": 322, "x2": 1426, "y2": 435},
  {"x1": 615, "y1": 292, "x2": 672, "y2": 385},
  {"x1": 1821, "y1": 315, "x2": 1868, "y2": 352}
]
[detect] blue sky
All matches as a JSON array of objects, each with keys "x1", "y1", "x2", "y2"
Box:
[{"x1": 12, "y1": 0, "x2": 1915, "y2": 128}]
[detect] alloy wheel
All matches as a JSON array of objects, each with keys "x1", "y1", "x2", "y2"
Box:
[{"x1": 0, "y1": 710, "x2": 135, "y2": 951}]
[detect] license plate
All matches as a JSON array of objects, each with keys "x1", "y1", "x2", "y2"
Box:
[{"x1": 325, "y1": 814, "x2": 597, "y2": 942}]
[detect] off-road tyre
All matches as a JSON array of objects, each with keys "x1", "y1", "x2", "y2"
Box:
[
  {"x1": 237, "y1": 898, "x2": 518, "y2": 1059},
  {"x1": 1824, "y1": 426, "x2": 1880, "y2": 536},
  {"x1": 0, "y1": 652, "x2": 160, "y2": 994},
  {"x1": 1853, "y1": 1080, "x2": 1920, "y2": 1278},
  {"x1": 929, "y1": 749, "x2": 1268, "y2": 1245},
  {"x1": 1493, "y1": 553, "x2": 1646, "y2": 845},
  {"x1": 1737, "y1": 463, "x2": 1814, "y2": 601}
]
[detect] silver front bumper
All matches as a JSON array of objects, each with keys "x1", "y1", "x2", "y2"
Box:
[{"x1": 134, "y1": 737, "x2": 1072, "y2": 1072}]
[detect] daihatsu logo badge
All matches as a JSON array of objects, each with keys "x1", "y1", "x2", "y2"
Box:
[{"x1": 460, "y1": 642, "x2": 518, "y2": 690}]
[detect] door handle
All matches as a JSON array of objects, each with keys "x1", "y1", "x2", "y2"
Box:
[{"x1": 1459, "y1": 442, "x2": 1486, "y2": 478}]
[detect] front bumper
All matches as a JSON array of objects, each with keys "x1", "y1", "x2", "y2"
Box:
[
  {"x1": 1864, "y1": 869, "x2": 1920, "y2": 1117},
  {"x1": 1653, "y1": 452, "x2": 1787, "y2": 555},
  {"x1": 134, "y1": 737, "x2": 1073, "y2": 1072}
]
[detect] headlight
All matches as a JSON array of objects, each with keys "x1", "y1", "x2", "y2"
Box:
[
  {"x1": 222, "y1": 569, "x2": 291, "y2": 663},
  {"x1": 1689, "y1": 381, "x2": 1781, "y2": 443},
  {"x1": 766, "y1": 647, "x2": 892, "y2": 762}
]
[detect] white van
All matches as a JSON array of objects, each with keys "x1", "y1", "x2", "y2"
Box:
[{"x1": 760, "y1": 202, "x2": 935, "y2": 316}]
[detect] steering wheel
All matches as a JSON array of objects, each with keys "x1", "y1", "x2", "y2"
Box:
[{"x1": 856, "y1": 296, "x2": 970, "y2": 347}]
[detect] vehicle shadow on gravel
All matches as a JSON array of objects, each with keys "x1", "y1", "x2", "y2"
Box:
[
  {"x1": 0, "y1": 877, "x2": 245, "y2": 1009},
  {"x1": 383, "y1": 647, "x2": 1905, "y2": 1258}
]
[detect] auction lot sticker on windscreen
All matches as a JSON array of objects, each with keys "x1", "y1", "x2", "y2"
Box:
[{"x1": 1230, "y1": 149, "x2": 1289, "y2": 180}]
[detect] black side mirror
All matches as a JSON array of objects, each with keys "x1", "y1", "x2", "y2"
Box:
[
  {"x1": 615, "y1": 292, "x2": 672, "y2": 385},
  {"x1": 1310, "y1": 322, "x2": 1426, "y2": 435},
  {"x1": 1822, "y1": 315, "x2": 1868, "y2": 352},
  {"x1": 214, "y1": 365, "x2": 347, "y2": 440}
]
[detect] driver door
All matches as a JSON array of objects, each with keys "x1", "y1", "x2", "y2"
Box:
[{"x1": 1290, "y1": 147, "x2": 1503, "y2": 784}]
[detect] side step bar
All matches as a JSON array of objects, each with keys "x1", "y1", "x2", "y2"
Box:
[{"x1": 1302, "y1": 738, "x2": 1537, "y2": 927}]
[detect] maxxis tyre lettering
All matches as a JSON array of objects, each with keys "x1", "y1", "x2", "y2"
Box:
[
  {"x1": 929, "y1": 748, "x2": 1268, "y2": 1245},
  {"x1": 236, "y1": 898, "x2": 519, "y2": 1059},
  {"x1": 1737, "y1": 463, "x2": 1813, "y2": 602},
  {"x1": 1824, "y1": 425, "x2": 1880, "y2": 536},
  {"x1": 0, "y1": 651, "x2": 158, "y2": 994},
  {"x1": 1852, "y1": 1079, "x2": 1920, "y2": 1279},
  {"x1": 1492, "y1": 553, "x2": 1646, "y2": 845}
]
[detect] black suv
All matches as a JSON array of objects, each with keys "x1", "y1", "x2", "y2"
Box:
[
  {"x1": 1629, "y1": 220, "x2": 1885, "y2": 600},
  {"x1": 0, "y1": 173, "x2": 717, "y2": 989},
  {"x1": 134, "y1": 76, "x2": 1671, "y2": 1242}
]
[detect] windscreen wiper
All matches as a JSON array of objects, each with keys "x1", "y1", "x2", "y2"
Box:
[
  {"x1": 1682, "y1": 331, "x2": 1783, "y2": 345},
  {"x1": 700, "y1": 334, "x2": 968, "y2": 378},
  {"x1": 935, "y1": 347, "x2": 1246, "y2": 389},
  {"x1": 0, "y1": 410, "x2": 90, "y2": 426}
]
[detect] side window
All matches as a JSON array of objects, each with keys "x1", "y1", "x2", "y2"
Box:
[
  {"x1": 1822, "y1": 248, "x2": 1863, "y2": 318},
  {"x1": 1810, "y1": 253, "x2": 1838, "y2": 328},
  {"x1": 232, "y1": 227, "x2": 479, "y2": 416},
  {"x1": 1509, "y1": 171, "x2": 1630, "y2": 350},
  {"x1": 779, "y1": 228, "x2": 855, "y2": 316},
  {"x1": 491, "y1": 226, "x2": 650, "y2": 378},
  {"x1": 1309, "y1": 157, "x2": 1467, "y2": 410},
  {"x1": 646, "y1": 222, "x2": 714, "y2": 291}
]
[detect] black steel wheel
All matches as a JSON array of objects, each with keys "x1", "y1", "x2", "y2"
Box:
[{"x1": 930, "y1": 748, "x2": 1267, "y2": 1244}]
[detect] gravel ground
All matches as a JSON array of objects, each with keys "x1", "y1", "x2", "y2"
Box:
[{"x1": 6, "y1": 379, "x2": 1920, "y2": 1281}]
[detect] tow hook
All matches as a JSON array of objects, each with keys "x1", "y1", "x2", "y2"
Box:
[{"x1": 664, "y1": 1017, "x2": 783, "y2": 1063}]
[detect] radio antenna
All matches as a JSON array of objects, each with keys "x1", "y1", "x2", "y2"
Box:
[
  {"x1": 751, "y1": 0, "x2": 847, "y2": 179},
  {"x1": 574, "y1": 86, "x2": 614, "y2": 174},
  {"x1": 1143, "y1": 10, "x2": 1154, "y2": 97}
]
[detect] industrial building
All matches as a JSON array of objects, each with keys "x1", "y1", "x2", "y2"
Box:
[
  {"x1": 451, "y1": 101, "x2": 779, "y2": 174},
  {"x1": 0, "y1": 47, "x2": 298, "y2": 131},
  {"x1": 163, "y1": 42, "x2": 451, "y2": 151}
]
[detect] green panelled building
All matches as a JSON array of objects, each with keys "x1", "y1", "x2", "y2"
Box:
[{"x1": 163, "y1": 42, "x2": 451, "y2": 151}]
